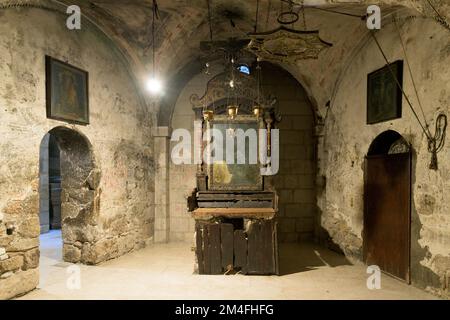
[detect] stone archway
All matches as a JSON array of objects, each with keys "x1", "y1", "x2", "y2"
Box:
[{"x1": 39, "y1": 127, "x2": 101, "y2": 264}]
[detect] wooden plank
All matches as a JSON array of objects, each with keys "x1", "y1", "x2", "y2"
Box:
[
  {"x1": 247, "y1": 221, "x2": 261, "y2": 274},
  {"x1": 234, "y1": 230, "x2": 247, "y2": 274},
  {"x1": 255, "y1": 221, "x2": 265, "y2": 274},
  {"x1": 221, "y1": 224, "x2": 234, "y2": 271},
  {"x1": 262, "y1": 220, "x2": 275, "y2": 274},
  {"x1": 195, "y1": 223, "x2": 204, "y2": 274},
  {"x1": 197, "y1": 201, "x2": 273, "y2": 209},
  {"x1": 192, "y1": 208, "x2": 276, "y2": 219},
  {"x1": 273, "y1": 221, "x2": 280, "y2": 276},
  {"x1": 197, "y1": 194, "x2": 274, "y2": 201},
  {"x1": 208, "y1": 223, "x2": 222, "y2": 275},
  {"x1": 203, "y1": 223, "x2": 211, "y2": 275},
  {"x1": 198, "y1": 191, "x2": 274, "y2": 196}
]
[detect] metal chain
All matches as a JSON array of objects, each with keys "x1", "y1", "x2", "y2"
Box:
[{"x1": 301, "y1": 0, "x2": 306, "y2": 30}]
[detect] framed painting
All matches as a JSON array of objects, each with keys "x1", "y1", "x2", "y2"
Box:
[
  {"x1": 208, "y1": 115, "x2": 263, "y2": 191},
  {"x1": 46, "y1": 56, "x2": 89, "y2": 125},
  {"x1": 367, "y1": 60, "x2": 403, "y2": 125}
]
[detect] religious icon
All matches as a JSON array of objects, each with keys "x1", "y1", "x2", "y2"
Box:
[
  {"x1": 46, "y1": 56, "x2": 89, "y2": 125},
  {"x1": 367, "y1": 60, "x2": 403, "y2": 125}
]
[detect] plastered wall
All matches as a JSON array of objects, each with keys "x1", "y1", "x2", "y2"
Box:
[
  {"x1": 317, "y1": 18, "x2": 450, "y2": 296},
  {"x1": 0, "y1": 7, "x2": 154, "y2": 299}
]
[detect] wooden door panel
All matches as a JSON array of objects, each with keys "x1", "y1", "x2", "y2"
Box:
[{"x1": 365, "y1": 153, "x2": 411, "y2": 282}]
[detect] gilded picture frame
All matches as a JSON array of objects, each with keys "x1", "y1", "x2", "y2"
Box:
[{"x1": 46, "y1": 56, "x2": 90, "y2": 125}]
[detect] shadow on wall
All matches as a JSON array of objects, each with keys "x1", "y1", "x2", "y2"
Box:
[
  {"x1": 39, "y1": 126, "x2": 101, "y2": 264},
  {"x1": 410, "y1": 150, "x2": 442, "y2": 291}
]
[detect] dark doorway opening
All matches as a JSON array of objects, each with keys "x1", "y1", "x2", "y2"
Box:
[
  {"x1": 39, "y1": 133, "x2": 62, "y2": 234},
  {"x1": 48, "y1": 134, "x2": 62, "y2": 231},
  {"x1": 364, "y1": 130, "x2": 411, "y2": 282}
]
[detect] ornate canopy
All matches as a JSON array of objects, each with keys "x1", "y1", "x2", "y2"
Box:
[{"x1": 247, "y1": 26, "x2": 332, "y2": 64}]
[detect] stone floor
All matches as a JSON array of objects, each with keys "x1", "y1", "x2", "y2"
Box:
[{"x1": 19, "y1": 230, "x2": 438, "y2": 300}]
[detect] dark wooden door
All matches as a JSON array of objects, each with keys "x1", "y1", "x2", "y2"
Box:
[{"x1": 364, "y1": 153, "x2": 411, "y2": 282}]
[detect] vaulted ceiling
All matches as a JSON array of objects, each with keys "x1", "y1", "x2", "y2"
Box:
[
  {"x1": 5, "y1": 0, "x2": 449, "y2": 124},
  {"x1": 56, "y1": 0, "x2": 448, "y2": 73}
]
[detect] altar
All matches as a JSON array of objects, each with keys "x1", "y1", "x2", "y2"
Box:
[{"x1": 187, "y1": 57, "x2": 281, "y2": 275}]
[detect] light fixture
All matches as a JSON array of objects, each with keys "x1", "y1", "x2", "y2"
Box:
[
  {"x1": 203, "y1": 109, "x2": 214, "y2": 121},
  {"x1": 146, "y1": 77, "x2": 163, "y2": 95},
  {"x1": 238, "y1": 65, "x2": 250, "y2": 75},
  {"x1": 147, "y1": 0, "x2": 164, "y2": 96},
  {"x1": 227, "y1": 105, "x2": 239, "y2": 120},
  {"x1": 253, "y1": 105, "x2": 263, "y2": 118},
  {"x1": 253, "y1": 59, "x2": 263, "y2": 119}
]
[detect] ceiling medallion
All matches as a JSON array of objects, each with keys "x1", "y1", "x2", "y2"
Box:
[{"x1": 247, "y1": 26, "x2": 332, "y2": 63}]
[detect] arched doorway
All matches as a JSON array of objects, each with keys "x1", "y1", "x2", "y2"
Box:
[
  {"x1": 38, "y1": 127, "x2": 100, "y2": 264},
  {"x1": 364, "y1": 130, "x2": 411, "y2": 282}
]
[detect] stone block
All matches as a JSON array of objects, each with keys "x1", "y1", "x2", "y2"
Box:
[
  {"x1": 0, "y1": 271, "x2": 14, "y2": 279},
  {"x1": 291, "y1": 116, "x2": 314, "y2": 129},
  {"x1": 298, "y1": 175, "x2": 315, "y2": 188},
  {"x1": 296, "y1": 218, "x2": 314, "y2": 233},
  {"x1": 279, "y1": 232, "x2": 298, "y2": 243},
  {"x1": 278, "y1": 117, "x2": 292, "y2": 130},
  {"x1": 0, "y1": 235, "x2": 12, "y2": 248},
  {"x1": 7, "y1": 237, "x2": 39, "y2": 252},
  {"x1": 0, "y1": 269, "x2": 39, "y2": 300},
  {"x1": 279, "y1": 190, "x2": 293, "y2": 203},
  {"x1": 23, "y1": 248, "x2": 39, "y2": 270},
  {"x1": 293, "y1": 189, "x2": 315, "y2": 203},
  {"x1": 273, "y1": 175, "x2": 284, "y2": 188},
  {"x1": 117, "y1": 234, "x2": 136, "y2": 256},
  {"x1": 81, "y1": 238, "x2": 119, "y2": 265},
  {"x1": 86, "y1": 169, "x2": 102, "y2": 190},
  {"x1": 281, "y1": 130, "x2": 303, "y2": 145},
  {"x1": 154, "y1": 230, "x2": 169, "y2": 243},
  {"x1": 285, "y1": 204, "x2": 301, "y2": 217},
  {"x1": 169, "y1": 232, "x2": 185, "y2": 242},
  {"x1": 171, "y1": 217, "x2": 189, "y2": 233},
  {"x1": 0, "y1": 255, "x2": 23, "y2": 273},
  {"x1": 17, "y1": 216, "x2": 40, "y2": 238},
  {"x1": 284, "y1": 175, "x2": 298, "y2": 189},
  {"x1": 279, "y1": 218, "x2": 296, "y2": 233}
]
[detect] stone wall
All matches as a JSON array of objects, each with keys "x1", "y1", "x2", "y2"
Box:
[
  {"x1": 169, "y1": 68, "x2": 208, "y2": 243},
  {"x1": 264, "y1": 64, "x2": 317, "y2": 242},
  {"x1": 0, "y1": 7, "x2": 154, "y2": 299},
  {"x1": 169, "y1": 63, "x2": 316, "y2": 243},
  {"x1": 317, "y1": 18, "x2": 450, "y2": 297}
]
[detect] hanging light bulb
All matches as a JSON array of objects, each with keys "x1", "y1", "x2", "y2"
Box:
[
  {"x1": 147, "y1": 1, "x2": 163, "y2": 96},
  {"x1": 146, "y1": 76, "x2": 163, "y2": 95}
]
